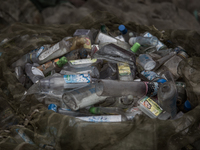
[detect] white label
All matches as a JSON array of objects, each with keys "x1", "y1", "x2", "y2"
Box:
[
  {"x1": 76, "y1": 115, "x2": 122, "y2": 122},
  {"x1": 115, "y1": 35, "x2": 125, "y2": 42},
  {"x1": 39, "y1": 43, "x2": 60, "y2": 61},
  {"x1": 70, "y1": 59, "x2": 97, "y2": 65},
  {"x1": 32, "y1": 67, "x2": 44, "y2": 77},
  {"x1": 143, "y1": 32, "x2": 164, "y2": 51},
  {"x1": 77, "y1": 70, "x2": 91, "y2": 74}
]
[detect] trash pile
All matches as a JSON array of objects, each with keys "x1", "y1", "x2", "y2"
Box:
[{"x1": 12, "y1": 25, "x2": 192, "y2": 122}]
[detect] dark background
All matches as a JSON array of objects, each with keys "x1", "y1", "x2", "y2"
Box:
[{"x1": 0, "y1": 0, "x2": 200, "y2": 32}]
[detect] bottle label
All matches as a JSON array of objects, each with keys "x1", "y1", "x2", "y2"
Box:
[
  {"x1": 139, "y1": 96, "x2": 163, "y2": 116},
  {"x1": 117, "y1": 63, "x2": 131, "y2": 76},
  {"x1": 76, "y1": 115, "x2": 122, "y2": 122},
  {"x1": 32, "y1": 67, "x2": 45, "y2": 77},
  {"x1": 143, "y1": 32, "x2": 164, "y2": 51},
  {"x1": 48, "y1": 104, "x2": 57, "y2": 112},
  {"x1": 64, "y1": 74, "x2": 91, "y2": 83},
  {"x1": 115, "y1": 35, "x2": 125, "y2": 42},
  {"x1": 69, "y1": 59, "x2": 97, "y2": 65},
  {"x1": 83, "y1": 38, "x2": 91, "y2": 49},
  {"x1": 141, "y1": 70, "x2": 160, "y2": 80},
  {"x1": 126, "y1": 107, "x2": 140, "y2": 113},
  {"x1": 36, "y1": 46, "x2": 44, "y2": 57},
  {"x1": 39, "y1": 43, "x2": 60, "y2": 61}
]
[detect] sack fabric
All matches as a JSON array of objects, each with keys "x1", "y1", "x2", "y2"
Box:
[{"x1": 0, "y1": 11, "x2": 200, "y2": 150}]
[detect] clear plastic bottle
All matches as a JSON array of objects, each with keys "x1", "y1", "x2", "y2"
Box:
[
  {"x1": 38, "y1": 74, "x2": 91, "y2": 91},
  {"x1": 156, "y1": 51, "x2": 189, "y2": 80},
  {"x1": 129, "y1": 36, "x2": 158, "y2": 48},
  {"x1": 153, "y1": 51, "x2": 177, "y2": 71},
  {"x1": 99, "y1": 63, "x2": 118, "y2": 80},
  {"x1": 137, "y1": 96, "x2": 170, "y2": 120},
  {"x1": 62, "y1": 83, "x2": 107, "y2": 111},
  {"x1": 12, "y1": 46, "x2": 46, "y2": 68},
  {"x1": 76, "y1": 115, "x2": 127, "y2": 122},
  {"x1": 158, "y1": 81, "x2": 178, "y2": 118},
  {"x1": 137, "y1": 54, "x2": 157, "y2": 71},
  {"x1": 142, "y1": 32, "x2": 167, "y2": 51},
  {"x1": 140, "y1": 70, "x2": 167, "y2": 83},
  {"x1": 25, "y1": 63, "x2": 45, "y2": 83},
  {"x1": 95, "y1": 80, "x2": 159, "y2": 97},
  {"x1": 15, "y1": 66, "x2": 26, "y2": 85},
  {"x1": 38, "y1": 36, "x2": 91, "y2": 64},
  {"x1": 93, "y1": 43, "x2": 136, "y2": 66},
  {"x1": 37, "y1": 56, "x2": 68, "y2": 75},
  {"x1": 95, "y1": 32, "x2": 131, "y2": 51},
  {"x1": 117, "y1": 62, "x2": 134, "y2": 81}
]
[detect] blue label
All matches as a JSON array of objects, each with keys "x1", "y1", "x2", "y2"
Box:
[
  {"x1": 64, "y1": 74, "x2": 91, "y2": 83},
  {"x1": 48, "y1": 104, "x2": 57, "y2": 112},
  {"x1": 141, "y1": 71, "x2": 159, "y2": 81},
  {"x1": 151, "y1": 82, "x2": 159, "y2": 97},
  {"x1": 36, "y1": 46, "x2": 44, "y2": 57},
  {"x1": 16, "y1": 129, "x2": 34, "y2": 144}
]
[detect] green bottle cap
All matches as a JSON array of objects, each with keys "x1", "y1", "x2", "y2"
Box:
[
  {"x1": 56, "y1": 56, "x2": 68, "y2": 68},
  {"x1": 89, "y1": 107, "x2": 99, "y2": 114},
  {"x1": 131, "y1": 42, "x2": 140, "y2": 53},
  {"x1": 101, "y1": 25, "x2": 107, "y2": 33}
]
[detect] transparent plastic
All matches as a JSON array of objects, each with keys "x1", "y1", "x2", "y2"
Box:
[{"x1": 62, "y1": 83, "x2": 107, "y2": 110}]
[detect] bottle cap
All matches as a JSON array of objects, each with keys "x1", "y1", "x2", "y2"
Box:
[
  {"x1": 156, "y1": 79, "x2": 167, "y2": 83},
  {"x1": 129, "y1": 37, "x2": 137, "y2": 45},
  {"x1": 56, "y1": 56, "x2": 68, "y2": 67},
  {"x1": 101, "y1": 25, "x2": 107, "y2": 33},
  {"x1": 178, "y1": 50, "x2": 189, "y2": 59},
  {"x1": 184, "y1": 100, "x2": 192, "y2": 111},
  {"x1": 89, "y1": 107, "x2": 99, "y2": 114},
  {"x1": 131, "y1": 42, "x2": 140, "y2": 53},
  {"x1": 118, "y1": 25, "x2": 127, "y2": 34}
]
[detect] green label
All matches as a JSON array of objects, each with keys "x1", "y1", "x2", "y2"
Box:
[{"x1": 140, "y1": 96, "x2": 163, "y2": 116}]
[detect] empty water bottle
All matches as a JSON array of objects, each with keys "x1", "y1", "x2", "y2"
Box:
[
  {"x1": 158, "y1": 81, "x2": 178, "y2": 118},
  {"x1": 62, "y1": 83, "x2": 107, "y2": 111},
  {"x1": 38, "y1": 74, "x2": 91, "y2": 91},
  {"x1": 25, "y1": 63, "x2": 44, "y2": 83},
  {"x1": 129, "y1": 36, "x2": 158, "y2": 48}
]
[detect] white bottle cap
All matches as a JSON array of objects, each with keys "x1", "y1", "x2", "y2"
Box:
[{"x1": 129, "y1": 37, "x2": 136, "y2": 45}]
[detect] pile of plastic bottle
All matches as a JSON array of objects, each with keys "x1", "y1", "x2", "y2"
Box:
[{"x1": 12, "y1": 25, "x2": 192, "y2": 122}]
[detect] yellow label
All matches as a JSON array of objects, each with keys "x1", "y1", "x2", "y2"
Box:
[
  {"x1": 117, "y1": 63, "x2": 131, "y2": 76},
  {"x1": 83, "y1": 38, "x2": 91, "y2": 49},
  {"x1": 140, "y1": 96, "x2": 163, "y2": 116}
]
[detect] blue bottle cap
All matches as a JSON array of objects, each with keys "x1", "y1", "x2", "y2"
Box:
[
  {"x1": 156, "y1": 79, "x2": 167, "y2": 83},
  {"x1": 48, "y1": 104, "x2": 57, "y2": 112},
  {"x1": 118, "y1": 25, "x2": 127, "y2": 34},
  {"x1": 184, "y1": 100, "x2": 192, "y2": 111}
]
